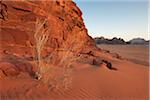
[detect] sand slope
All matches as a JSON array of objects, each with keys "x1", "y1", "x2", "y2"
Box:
[
  {"x1": 0, "y1": 58, "x2": 149, "y2": 100},
  {"x1": 98, "y1": 44, "x2": 149, "y2": 66}
]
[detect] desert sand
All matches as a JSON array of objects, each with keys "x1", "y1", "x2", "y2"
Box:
[
  {"x1": 0, "y1": 54, "x2": 149, "y2": 100},
  {"x1": 0, "y1": 0, "x2": 149, "y2": 100},
  {"x1": 98, "y1": 44, "x2": 149, "y2": 66}
]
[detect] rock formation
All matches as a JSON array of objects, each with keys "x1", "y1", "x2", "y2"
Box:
[
  {"x1": 128, "y1": 38, "x2": 149, "y2": 45},
  {"x1": 94, "y1": 37, "x2": 149, "y2": 45},
  {"x1": 94, "y1": 37, "x2": 126, "y2": 44},
  {"x1": 0, "y1": 0, "x2": 105, "y2": 77}
]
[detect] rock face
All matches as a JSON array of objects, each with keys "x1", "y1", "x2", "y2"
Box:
[
  {"x1": 128, "y1": 38, "x2": 149, "y2": 45},
  {"x1": 95, "y1": 37, "x2": 126, "y2": 45},
  {"x1": 0, "y1": 0, "x2": 98, "y2": 67},
  {"x1": 94, "y1": 37, "x2": 149, "y2": 45}
]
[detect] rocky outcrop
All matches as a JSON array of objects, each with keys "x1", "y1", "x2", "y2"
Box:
[
  {"x1": 0, "y1": 0, "x2": 99, "y2": 68},
  {"x1": 94, "y1": 37, "x2": 149, "y2": 45},
  {"x1": 95, "y1": 37, "x2": 126, "y2": 44},
  {"x1": 128, "y1": 38, "x2": 149, "y2": 45}
]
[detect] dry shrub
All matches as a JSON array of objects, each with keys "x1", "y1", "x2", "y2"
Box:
[
  {"x1": 34, "y1": 18, "x2": 75, "y2": 90},
  {"x1": 41, "y1": 65, "x2": 73, "y2": 90},
  {"x1": 34, "y1": 18, "x2": 49, "y2": 80},
  {"x1": 41, "y1": 51, "x2": 77, "y2": 90}
]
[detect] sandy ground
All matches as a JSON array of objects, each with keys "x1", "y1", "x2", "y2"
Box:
[
  {"x1": 0, "y1": 44, "x2": 149, "y2": 100},
  {"x1": 0, "y1": 53, "x2": 149, "y2": 100},
  {"x1": 97, "y1": 44, "x2": 149, "y2": 66}
]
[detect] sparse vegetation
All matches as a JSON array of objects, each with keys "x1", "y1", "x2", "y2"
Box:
[
  {"x1": 34, "y1": 18, "x2": 74, "y2": 90},
  {"x1": 34, "y1": 18, "x2": 49, "y2": 80}
]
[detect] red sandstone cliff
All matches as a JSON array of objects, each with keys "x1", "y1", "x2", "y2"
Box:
[
  {"x1": 0, "y1": 0, "x2": 105, "y2": 78},
  {"x1": 0, "y1": 0, "x2": 99, "y2": 66}
]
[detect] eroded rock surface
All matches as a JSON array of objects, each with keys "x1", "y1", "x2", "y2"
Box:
[{"x1": 0, "y1": 0, "x2": 98, "y2": 66}]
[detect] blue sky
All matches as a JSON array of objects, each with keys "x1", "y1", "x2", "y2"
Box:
[{"x1": 73, "y1": 0, "x2": 148, "y2": 41}]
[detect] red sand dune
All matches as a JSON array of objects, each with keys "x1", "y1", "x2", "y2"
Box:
[{"x1": 0, "y1": 58, "x2": 148, "y2": 99}]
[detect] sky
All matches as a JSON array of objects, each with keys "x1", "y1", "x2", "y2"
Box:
[{"x1": 73, "y1": 0, "x2": 149, "y2": 41}]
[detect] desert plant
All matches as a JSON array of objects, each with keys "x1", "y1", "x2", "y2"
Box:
[
  {"x1": 34, "y1": 18, "x2": 49, "y2": 80},
  {"x1": 34, "y1": 18, "x2": 73, "y2": 90},
  {"x1": 34, "y1": 18, "x2": 80, "y2": 90}
]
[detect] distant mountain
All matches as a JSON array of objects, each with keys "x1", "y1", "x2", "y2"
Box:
[
  {"x1": 128, "y1": 38, "x2": 149, "y2": 45},
  {"x1": 94, "y1": 37, "x2": 149, "y2": 45},
  {"x1": 94, "y1": 37, "x2": 126, "y2": 44}
]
